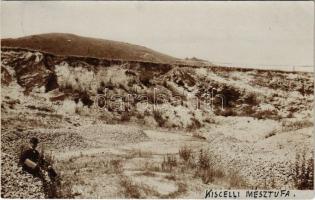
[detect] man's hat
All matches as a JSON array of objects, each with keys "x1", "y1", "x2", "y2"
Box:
[{"x1": 30, "y1": 137, "x2": 39, "y2": 144}]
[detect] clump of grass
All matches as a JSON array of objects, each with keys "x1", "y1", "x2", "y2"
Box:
[
  {"x1": 282, "y1": 120, "x2": 313, "y2": 132},
  {"x1": 125, "y1": 149, "x2": 152, "y2": 159},
  {"x1": 193, "y1": 149, "x2": 226, "y2": 184},
  {"x1": 142, "y1": 161, "x2": 160, "y2": 172},
  {"x1": 161, "y1": 154, "x2": 177, "y2": 172},
  {"x1": 265, "y1": 129, "x2": 277, "y2": 139},
  {"x1": 227, "y1": 169, "x2": 247, "y2": 189},
  {"x1": 49, "y1": 177, "x2": 77, "y2": 198},
  {"x1": 39, "y1": 145, "x2": 75, "y2": 198},
  {"x1": 254, "y1": 109, "x2": 278, "y2": 120},
  {"x1": 179, "y1": 146, "x2": 192, "y2": 162},
  {"x1": 109, "y1": 159, "x2": 124, "y2": 174},
  {"x1": 157, "y1": 147, "x2": 247, "y2": 188},
  {"x1": 120, "y1": 112, "x2": 131, "y2": 122},
  {"x1": 293, "y1": 151, "x2": 314, "y2": 190},
  {"x1": 196, "y1": 149, "x2": 214, "y2": 184},
  {"x1": 120, "y1": 177, "x2": 141, "y2": 198},
  {"x1": 197, "y1": 149, "x2": 210, "y2": 170},
  {"x1": 164, "y1": 174, "x2": 176, "y2": 181},
  {"x1": 136, "y1": 171, "x2": 156, "y2": 177},
  {"x1": 192, "y1": 132, "x2": 206, "y2": 140}
]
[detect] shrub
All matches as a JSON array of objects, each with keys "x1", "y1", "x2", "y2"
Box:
[
  {"x1": 254, "y1": 109, "x2": 278, "y2": 120},
  {"x1": 282, "y1": 120, "x2": 313, "y2": 132},
  {"x1": 143, "y1": 161, "x2": 160, "y2": 172},
  {"x1": 120, "y1": 112, "x2": 131, "y2": 122},
  {"x1": 187, "y1": 118, "x2": 202, "y2": 131},
  {"x1": 109, "y1": 159, "x2": 124, "y2": 174},
  {"x1": 195, "y1": 149, "x2": 225, "y2": 184},
  {"x1": 153, "y1": 110, "x2": 166, "y2": 127},
  {"x1": 219, "y1": 86, "x2": 241, "y2": 107},
  {"x1": 242, "y1": 105, "x2": 256, "y2": 116},
  {"x1": 293, "y1": 151, "x2": 314, "y2": 190},
  {"x1": 244, "y1": 93, "x2": 259, "y2": 106},
  {"x1": 161, "y1": 154, "x2": 177, "y2": 172},
  {"x1": 47, "y1": 177, "x2": 75, "y2": 198},
  {"x1": 139, "y1": 71, "x2": 154, "y2": 86},
  {"x1": 39, "y1": 145, "x2": 75, "y2": 198},
  {"x1": 79, "y1": 91, "x2": 93, "y2": 107},
  {"x1": 195, "y1": 149, "x2": 212, "y2": 183},
  {"x1": 179, "y1": 146, "x2": 192, "y2": 162},
  {"x1": 197, "y1": 149, "x2": 210, "y2": 170},
  {"x1": 120, "y1": 177, "x2": 141, "y2": 198}
]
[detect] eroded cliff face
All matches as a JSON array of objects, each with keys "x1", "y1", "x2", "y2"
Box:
[{"x1": 1, "y1": 48, "x2": 314, "y2": 128}]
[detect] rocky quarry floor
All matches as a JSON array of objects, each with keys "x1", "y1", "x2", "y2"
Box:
[{"x1": 2, "y1": 109, "x2": 313, "y2": 198}]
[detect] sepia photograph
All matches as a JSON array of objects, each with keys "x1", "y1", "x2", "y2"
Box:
[{"x1": 1, "y1": 1, "x2": 314, "y2": 199}]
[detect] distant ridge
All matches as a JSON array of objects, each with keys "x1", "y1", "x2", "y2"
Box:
[{"x1": 1, "y1": 33, "x2": 180, "y2": 63}]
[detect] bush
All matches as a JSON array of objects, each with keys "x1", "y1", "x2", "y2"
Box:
[
  {"x1": 78, "y1": 91, "x2": 93, "y2": 107},
  {"x1": 139, "y1": 71, "x2": 154, "y2": 86},
  {"x1": 109, "y1": 159, "x2": 124, "y2": 174},
  {"x1": 187, "y1": 118, "x2": 202, "y2": 131},
  {"x1": 179, "y1": 146, "x2": 192, "y2": 162},
  {"x1": 197, "y1": 149, "x2": 210, "y2": 170},
  {"x1": 242, "y1": 105, "x2": 256, "y2": 116},
  {"x1": 195, "y1": 149, "x2": 226, "y2": 184},
  {"x1": 195, "y1": 149, "x2": 212, "y2": 183},
  {"x1": 244, "y1": 93, "x2": 259, "y2": 106},
  {"x1": 120, "y1": 177, "x2": 141, "y2": 198},
  {"x1": 153, "y1": 110, "x2": 166, "y2": 127},
  {"x1": 219, "y1": 86, "x2": 241, "y2": 107},
  {"x1": 293, "y1": 151, "x2": 314, "y2": 190}
]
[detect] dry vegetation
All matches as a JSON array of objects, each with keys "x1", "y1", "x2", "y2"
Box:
[{"x1": 293, "y1": 151, "x2": 314, "y2": 190}]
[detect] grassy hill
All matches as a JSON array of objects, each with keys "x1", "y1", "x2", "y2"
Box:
[{"x1": 1, "y1": 33, "x2": 180, "y2": 63}]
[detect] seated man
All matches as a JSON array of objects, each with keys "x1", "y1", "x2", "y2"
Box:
[{"x1": 20, "y1": 137, "x2": 57, "y2": 180}]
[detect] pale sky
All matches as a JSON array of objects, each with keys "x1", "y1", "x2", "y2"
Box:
[{"x1": 1, "y1": 1, "x2": 314, "y2": 67}]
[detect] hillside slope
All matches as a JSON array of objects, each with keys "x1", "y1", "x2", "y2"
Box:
[{"x1": 1, "y1": 33, "x2": 180, "y2": 63}]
